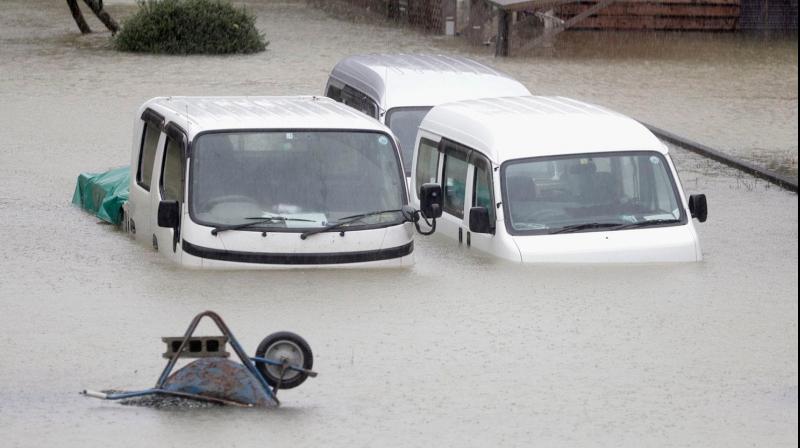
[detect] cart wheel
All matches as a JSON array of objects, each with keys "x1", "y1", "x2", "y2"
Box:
[{"x1": 255, "y1": 332, "x2": 313, "y2": 389}]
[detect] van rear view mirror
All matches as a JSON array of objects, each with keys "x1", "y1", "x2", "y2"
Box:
[
  {"x1": 419, "y1": 183, "x2": 442, "y2": 219},
  {"x1": 469, "y1": 207, "x2": 492, "y2": 234},
  {"x1": 158, "y1": 200, "x2": 180, "y2": 228},
  {"x1": 689, "y1": 194, "x2": 707, "y2": 223}
]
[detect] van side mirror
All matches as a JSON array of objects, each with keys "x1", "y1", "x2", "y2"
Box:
[
  {"x1": 419, "y1": 183, "x2": 442, "y2": 219},
  {"x1": 469, "y1": 207, "x2": 492, "y2": 234},
  {"x1": 157, "y1": 200, "x2": 180, "y2": 228},
  {"x1": 689, "y1": 194, "x2": 707, "y2": 223}
]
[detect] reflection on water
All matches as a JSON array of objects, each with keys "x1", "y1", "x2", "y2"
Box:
[{"x1": 0, "y1": 1, "x2": 797, "y2": 446}]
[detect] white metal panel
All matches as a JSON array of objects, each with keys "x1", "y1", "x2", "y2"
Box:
[
  {"x1": 139, "y1": 96, "x2": 391, "y2": 140},
  {"x1": 328, "y1": 53, "x2": 531, "y2": 110},
  {"x1": 513, "y1": 225, "x2": 700, "y2": 263},
  {"x1": 420, "y1": 95, "x2": 667, "y2": 164}
]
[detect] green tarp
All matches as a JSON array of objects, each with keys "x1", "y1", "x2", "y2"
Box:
[{"x1": 72, "y1": 166, "x2": 130, "y2": 225}]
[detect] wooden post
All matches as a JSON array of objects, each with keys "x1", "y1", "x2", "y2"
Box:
[
  {"x1": 466, "y1": 0, "x2": 485, "y2": 44},
  {"x1": 388, "y1": 0, "x2": 401, "y2": 20},
  {"x1": 495, "y1": 8, "x2": 510, "y2": 56},
  {"x1": 66, "y1": 0, "x2": 92, "y2": 34},
  {"x1": 521, "y1": 0, "x2": 617, "y2": 50},
  {"x1": 441, "y1": 0, "x2": 457, "y2": 34},
  {"x1": 82, "y1": 0, "x2": 120, "y2": 34}
]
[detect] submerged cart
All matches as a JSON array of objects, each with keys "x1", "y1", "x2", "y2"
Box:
[{"x1": 82, "y1": 311, "x2": 316, "y2": 407}]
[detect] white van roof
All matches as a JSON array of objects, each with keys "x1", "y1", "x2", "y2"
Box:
[
  {"x1": 140, "y1": 96, "x2": 390, "y2": 139},
  {"x1": 328, "y1": 54, "x2": 531, "y2": 110},
  {"x1": 420, "y1": 96, "x2": 667, "y2": 164}
]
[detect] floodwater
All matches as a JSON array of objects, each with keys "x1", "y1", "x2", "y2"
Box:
[
  {"x1": 0, "y1": 1, "x2": 797, "y2": 447},
  {"x1": 315, "y1": 1, "x2": 799, "y2": 178},
  {"x1": 499, "y1": 32, "x2": 799, "y2": 177}
]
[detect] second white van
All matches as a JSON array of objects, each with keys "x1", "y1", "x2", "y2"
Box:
[{"x1": 324, "y1": 53, "x2": 531, "y2": 176}]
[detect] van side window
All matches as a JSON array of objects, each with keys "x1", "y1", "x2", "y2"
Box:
[
  {"x1": 472, "y1": 154, "x2": 496, "y2": 224},
  {"x1": 415, "y1": 138, "x2": 439, "y2": 199},
  {"x1": 341, "y1": 85, "x2": 378, "y2": 118},
  {"x1": 326, "y1": 84, "x2": 343, "y2": 102},
  {"x1": 137, "y1": 121, "x2": 160, "y2": 191},
  {"x1": 442, "y1": 142, "x2": 469, "y2": 218},
  {"x1": 160, "y1": 135, "x2": 183, "y2": 202}
]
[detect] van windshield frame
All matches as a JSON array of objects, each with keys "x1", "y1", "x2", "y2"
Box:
[
  {"x1": 187, "y1": 129, "x2": 408, "y2": 233},
  {"x1": 499, "y1": 151, "x2": 687, "y2": 236},
  {"x1": 385, "y1": 106, "x2": 433, "y2": 176}
]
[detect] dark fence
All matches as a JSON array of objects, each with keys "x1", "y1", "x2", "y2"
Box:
[
  {"x1": 739, "y1": 0, "x2": 798, "y2": 30},
  {"x1": 311, "y1": 0, "x2": 452, "y2": 33}
]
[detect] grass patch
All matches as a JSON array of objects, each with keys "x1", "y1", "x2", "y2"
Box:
[{"x1": 114, "y1": 0, "x2": 267, "y2": 54}]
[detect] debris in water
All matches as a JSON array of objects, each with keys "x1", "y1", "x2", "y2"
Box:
[
  {"x1": 115, "y1": 392, "x2": 222, "y2": 410},
  {"x1": 81, "y1": 311, "x2": 317, "y2": 409}
]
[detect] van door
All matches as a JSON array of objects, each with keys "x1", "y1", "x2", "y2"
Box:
[
  {"x1": 439, "y1": 139, "x2": 470, "y2": 244},
  {"x1": 151, "y1": 124, "x2": 187, "y2": 262},
  {"x1": 465, "y1": 152, "x2": 497, "y2": 253},
  {"x1": 129, "y1": 110, "x2": 163, "y2": 246}
]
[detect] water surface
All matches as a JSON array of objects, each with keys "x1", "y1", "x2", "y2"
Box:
[{"x1": 0, "y1": 1, "x2": 797, "y2": 446}]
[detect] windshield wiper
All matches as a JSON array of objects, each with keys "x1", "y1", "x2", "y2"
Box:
[
  {"x1": 211, "y1": 216, "x2": 315, "y2": 235},
  {"x1": 548, "y1": 222, "x2": 625, "y2": 234},
  {"x1": 548, "y1": 219, "x2": 682, "y2": 235},
  {"x1": 300, "y1": 209, "x2": 402, "y2": 240},
  {"x1": 613, "y1": 219, "x2": 681, "y2": 230}
]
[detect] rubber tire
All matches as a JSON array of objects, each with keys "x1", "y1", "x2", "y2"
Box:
[{"x1": 255, "y1": 331, "x2": 313, "y2": 390}]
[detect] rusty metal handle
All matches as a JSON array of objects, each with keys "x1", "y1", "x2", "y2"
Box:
[{"x1": 154, "y1": 311, "x2": 277, "y2": 402}]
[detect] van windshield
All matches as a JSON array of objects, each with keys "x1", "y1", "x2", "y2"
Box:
[
  {"x1": 385, "y1": 107, "x2": 432, "y2": 176},
  {"x1": 502, "y1": 152, "x2": 684, "y2": 235},
  {"x1": 190, "y1": 131, "x2": 406, "y2": 230}
]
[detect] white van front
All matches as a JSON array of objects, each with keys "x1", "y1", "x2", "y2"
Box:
[
  {"x1": 409, "y1": 95, "x2": 708, "y2": 264},
  {"x1": 177, "y1": 129, "x2": 414, "y2": 268},
  {"x1": 499, "y1": 151, "x2": 703, "y2": 263},
  {"x1": 123, "y1": 96, "x2": 446, "y2": 269}
]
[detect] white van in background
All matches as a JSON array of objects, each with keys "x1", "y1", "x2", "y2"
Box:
[
  {"x1": 324, "y1": 53, "x2": 531, "y2": 176},
  {"x1": 410, "y1": 96, "x2": 708, "y2": 263}
]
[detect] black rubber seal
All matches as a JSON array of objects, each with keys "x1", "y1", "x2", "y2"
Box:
[{"x1": 182, "y1": 240, "x2": 413, "y2": 265}]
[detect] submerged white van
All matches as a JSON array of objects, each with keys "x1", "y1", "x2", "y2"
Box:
[
  {"x1": 324, "y1": 54, "x2": 531, "y2": 176},
  {"x1": 410, "y1": 96, "x2": 708, "y2": 263},
  {"x1": 125, "y1": 96, "x2": 441, "y2": 268}
]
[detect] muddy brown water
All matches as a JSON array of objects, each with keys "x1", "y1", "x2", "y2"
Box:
[{"x1": 0, "y1": 1, "x2": 797, "y2": 447}]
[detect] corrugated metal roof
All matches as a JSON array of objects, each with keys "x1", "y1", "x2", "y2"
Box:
[
  {"x1": 455, "y1": 95, "x2": 619, "y2": 116},
  {"x1": 486, "y1": 0, "x2": 542, "y2": 11},
  {"x1": 338, "y1": 53, "x2": 511, "y2": 76},
  {"x1": 141, "y1": 96, "x2": 389, "y2": 137},
  {"x1": 328, "y1": 53, "x2": 531, "y2": 109},
  {"x1": 420, "y1": 95, "x2": 666, "y2": 163}
]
